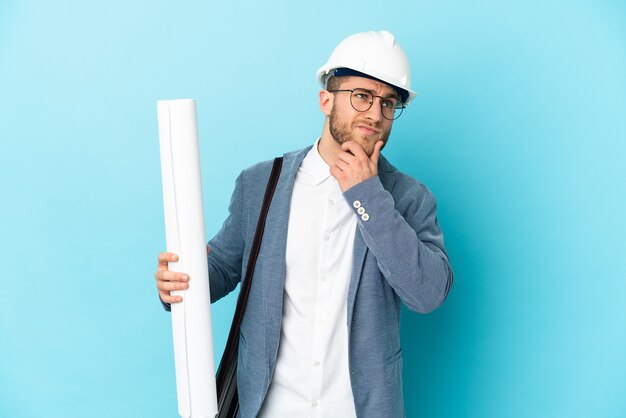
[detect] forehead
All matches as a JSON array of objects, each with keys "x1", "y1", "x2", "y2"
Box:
[{"x1": 339, "y1": 76, "x2": 399, "y2": 98}]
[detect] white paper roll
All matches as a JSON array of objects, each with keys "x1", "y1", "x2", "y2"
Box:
[{"x1": 157, "y1": 99, "x2": 218, "y2": 418}]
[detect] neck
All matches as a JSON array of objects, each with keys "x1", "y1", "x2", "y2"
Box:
[{"x1": 317, "y1": 120, "x2": 341, "y2": 166}]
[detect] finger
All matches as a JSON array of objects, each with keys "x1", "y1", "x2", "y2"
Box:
[
  {"x1": 159, "y1": 290, "x2": 183, "y2": 304},
  {"x1": 341, "y1": 141, "x2": 368, "y2": 159},
  {"x1": 157, "y1": 279, "x2": 189, "y2": 292},
  {"x1": 158, "y1": 252, "x2": 179, "y2": 262},
  {"x1": 370, "y1": 141, "x2": 383, "y2": 166},
  {"x1": 335, "y1": 151, "x2": 356, "y2": 166},
  {"x1": 329, "y1": 164, "x2": 344, "y2": 180},
  {"x1": 158, "y1": 252, "x2": 179, "y2": 270},
  {"x1": 334, "y1": 158, "x2": 351, "y2": 172},
  {"x1": 155, "y1": 270, "x2": 189, "y2": 283},
  {"x1": 206, "y1": 245, "x2": 211, "y2": 255}
]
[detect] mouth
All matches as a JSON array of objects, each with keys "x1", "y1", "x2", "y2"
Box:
[{"x1": 356, "y1": 124, "x2": 380, "y2": 136}]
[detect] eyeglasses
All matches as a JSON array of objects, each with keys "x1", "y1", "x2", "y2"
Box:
[{"x1": 328, "y1": 88, "x2": 405, "y2": 120}]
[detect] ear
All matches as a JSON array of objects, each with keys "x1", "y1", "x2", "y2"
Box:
[{"x1": 319, "y1": 90, "x2": 333, "y2": 116}]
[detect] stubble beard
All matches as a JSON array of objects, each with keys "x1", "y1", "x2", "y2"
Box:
[{"x1": 328, "y1": 104, "x2": 391, "y2": 156}]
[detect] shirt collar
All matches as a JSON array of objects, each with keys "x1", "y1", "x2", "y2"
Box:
[{"x1": 298, "y1": 138, "x2": 332, "y2": 186}]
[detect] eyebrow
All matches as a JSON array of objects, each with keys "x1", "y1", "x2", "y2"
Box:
[{"x1": 354, "y1": 87, "x2": 399, "y2": 101}]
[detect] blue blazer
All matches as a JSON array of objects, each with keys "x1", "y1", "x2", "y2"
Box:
[{"x1": 205, "y1": 145, "x2": 453, "y2": 417}]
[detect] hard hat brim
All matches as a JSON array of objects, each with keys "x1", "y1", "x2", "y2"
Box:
[{"x1": 316, "y1": 66, "x2": 417, "y2": 105}]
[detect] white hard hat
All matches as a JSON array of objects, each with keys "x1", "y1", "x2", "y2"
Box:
[{"x1": 316, "y1": 30, "x2": 417, "y2": 104}]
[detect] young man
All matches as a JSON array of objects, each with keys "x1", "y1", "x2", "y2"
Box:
[{"x1": 155, "y1": 30, "x2": 453, "y2": 417}]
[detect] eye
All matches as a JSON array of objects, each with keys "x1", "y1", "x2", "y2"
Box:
[
  {"x1": 381, "y1": 99, "x2": 394, "y2": 109},
  {"x1": 353, "y1": 91, "x2": 371, "y2": 102}
]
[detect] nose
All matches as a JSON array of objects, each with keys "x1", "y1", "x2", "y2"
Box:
[{"x1": 364, "y1": 97, "x2": 384, "y2": 122}]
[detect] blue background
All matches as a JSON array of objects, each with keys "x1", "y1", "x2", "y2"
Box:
[{"x1": 1, "y1": 1, "x2": 625, "y2": 417}]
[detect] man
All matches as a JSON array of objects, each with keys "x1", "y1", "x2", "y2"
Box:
[{"x1": 155, "y1": 30, "x2": 453, "y2": 417}]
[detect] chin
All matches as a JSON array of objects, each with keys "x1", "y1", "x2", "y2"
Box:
[{"x1": 352, "y1": 136, "x2": 377, "y2": 156}]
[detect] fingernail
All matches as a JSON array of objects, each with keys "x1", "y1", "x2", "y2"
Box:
[{"x1": 182, "y1": 275, "x2": 189, "y2": 281}]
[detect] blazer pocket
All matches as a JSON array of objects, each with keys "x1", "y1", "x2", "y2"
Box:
[{"x1": 385, "y1": 348, "x2": 403, "y2": 365}]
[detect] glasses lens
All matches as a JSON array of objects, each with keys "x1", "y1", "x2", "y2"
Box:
[
  {"x1": 350, "y1": 90, "x2": 373, "y2": 112},
  {"x1": 381, "y1": 100, "x2": 396, "y2": 120},
  {"x1": 385, "y1": 105, "x2": 404, "y2": 120}
]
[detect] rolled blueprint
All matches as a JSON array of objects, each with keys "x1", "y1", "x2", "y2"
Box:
[{"x1": 157, "y1": 99, "x2": 218, "y2": 418}]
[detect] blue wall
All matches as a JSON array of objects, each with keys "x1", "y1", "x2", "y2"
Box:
[{"x1": 1, "y1": 1, "x2": 625, "y2": 417}]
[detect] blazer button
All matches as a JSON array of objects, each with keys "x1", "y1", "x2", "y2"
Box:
[
  {"x1": 357, "y1": 207, "x2": 365, "y2": 215},
  {"x1": 361, "y1": 213, "x2": 370, "y2": 221},
  {"x1": 352, "y1": 200, "x2": 362, "y2": 208}
]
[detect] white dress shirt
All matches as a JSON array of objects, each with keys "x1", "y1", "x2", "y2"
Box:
[{"x1": 258, "y1": 139, "x2": 358, "y2": 418}]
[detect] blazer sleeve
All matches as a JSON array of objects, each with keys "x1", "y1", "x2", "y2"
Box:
[
  {"x1": 206, "y1": 171, "x2": 247, "y2": 303},
  {"x1": 342, "y1": 175, "x2": 453, "y2": 313}
]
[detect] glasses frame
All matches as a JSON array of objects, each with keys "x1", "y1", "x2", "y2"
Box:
[{"x1": 328, "y1": 88, "x2": 405, "y2": 120}]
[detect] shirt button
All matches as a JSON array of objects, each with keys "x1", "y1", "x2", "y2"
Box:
[
  {"x1": 352, "y1": 200, "x2": 361, "y2": 209},
  {"x1": 312, "y1": 400, "x2": 318, "y2": 407},
  {"x1": 328, "y1": 199, "x2": 335, "y2": 206},
  {"x1": 357, "y1": 207, "x2": 365, "y2": 215},
  {"x1": 323, "y1": 234, "x2": 330, "y2": 241},
  {"x1": 361, "y1": 213, "x2": 370, "y2": 221},
  {"x1": 320, "y1": 275, "x2": 327, "y2": 281},
  {"x1": 314, "y1": 361, "x2": 320, "y2": 366}
]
